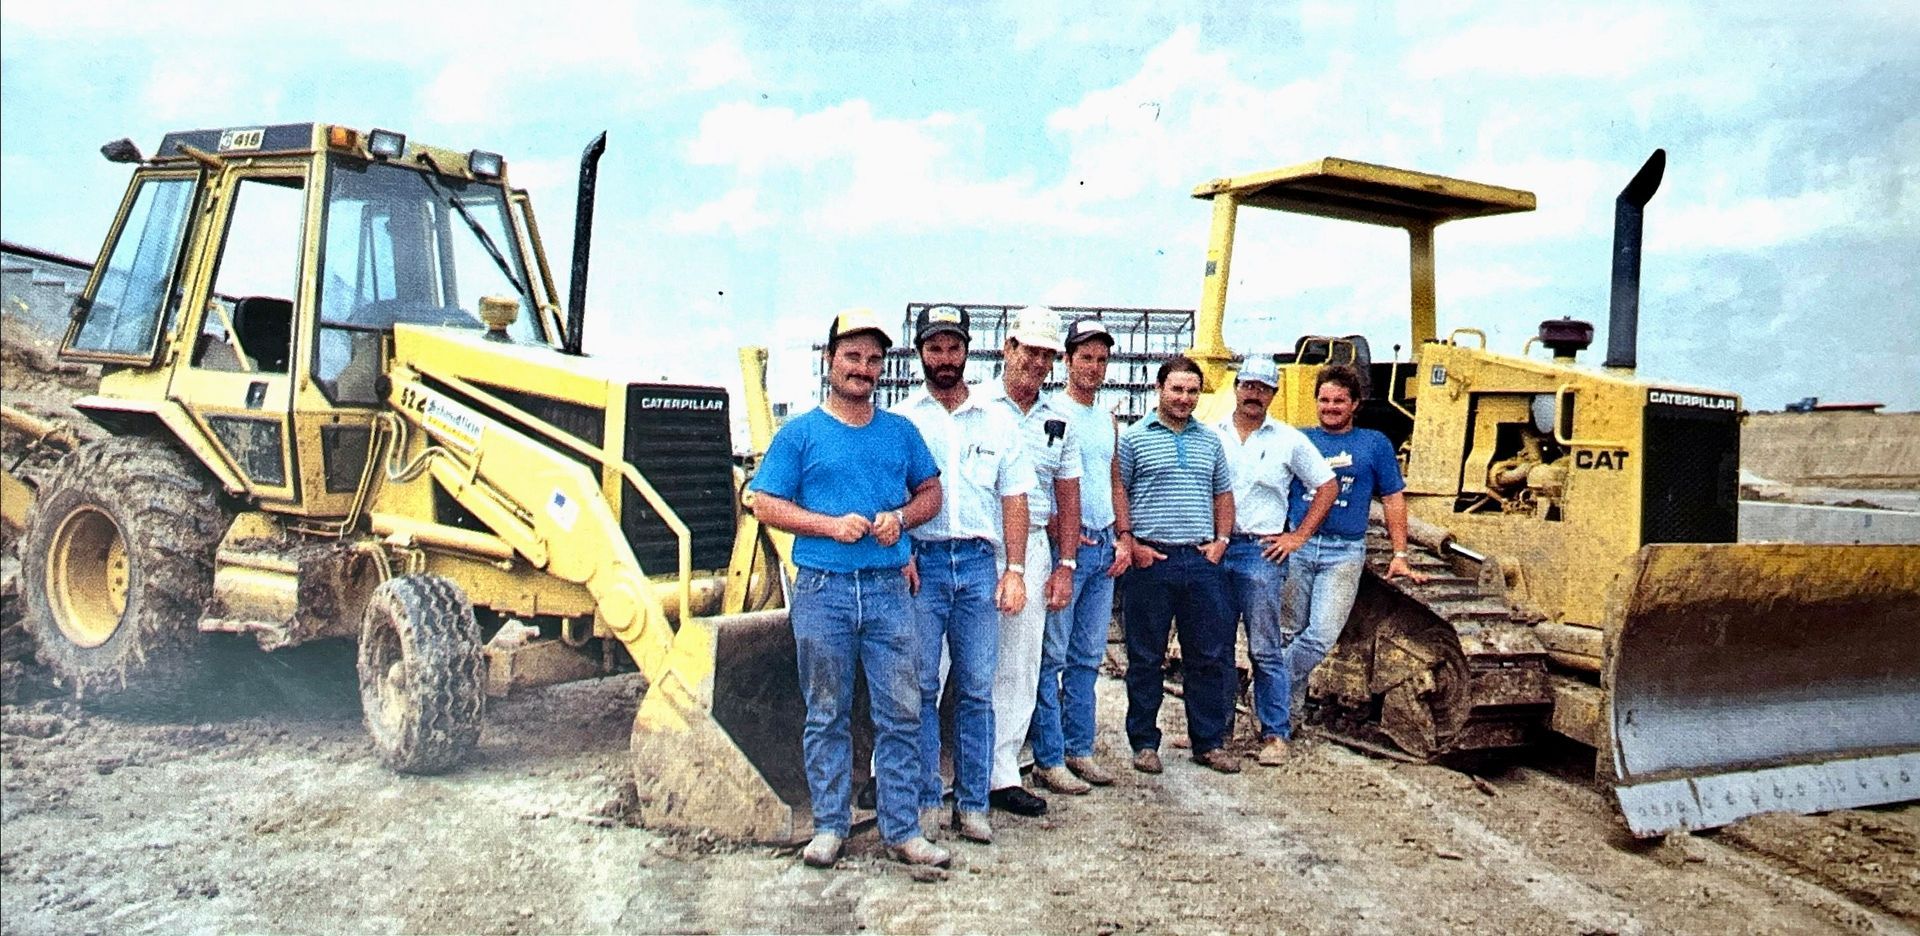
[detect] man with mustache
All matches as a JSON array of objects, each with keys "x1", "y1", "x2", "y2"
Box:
[
  {"x1": 891, "y1": 305, "x2": 1035, "y2": 845},
  {"x1": 977, "y1": 306, "x2": 1082, "y2": 818},
  {"x1": 749, "y1": 308, "x2": 949, "y2": 870},
  {"x1": 1212, "y1": 355, "x2": 1336, "y2": 767},
  {"x1": 1114, "y1": 355, "x2": 1240, "y2": 774}
]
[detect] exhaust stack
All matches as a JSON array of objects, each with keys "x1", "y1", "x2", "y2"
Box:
[
  {"x1": 564, "y1": 131, "x2": 607, "y2": 356},
  {"x1": 1605, "y1": 149, "x2": 1665, "y2": 371}
]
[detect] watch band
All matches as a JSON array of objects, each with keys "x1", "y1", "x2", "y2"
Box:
[
  {"x1": 1058, "y1": 557, "x2": 1078, "y2": 570},
  {"x1": 1006, "y1": 562, "x2": 1026, "y2": 575}
]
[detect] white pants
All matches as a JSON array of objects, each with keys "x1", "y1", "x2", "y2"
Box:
[{"x1": 991, "y1": 526, "x2": 1051, "y2": 790}]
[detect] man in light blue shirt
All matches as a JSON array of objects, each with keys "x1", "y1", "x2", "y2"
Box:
[
  {"x1": 892, "y1": 304, "x2": 1034, "y2": 845},
  {"x1": 1212, "y1": 355, "x2": 1336, "y2": 766},
  {"x1": 1030, "y1": 316, "x2": 1131, "y2": 790}
]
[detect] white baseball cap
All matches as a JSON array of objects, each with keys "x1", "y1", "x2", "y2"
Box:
[
  {"x1": 1006, "y1": 305, "x2": 1064, "y2": 353},
  {"x1": 1237, "y1": 355, "x2": 1279, "y2": 388}
]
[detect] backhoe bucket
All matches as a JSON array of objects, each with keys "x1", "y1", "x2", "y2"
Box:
[
  {"x1": 1607, "y1": 543, "x2": 1920, "y2": 837},
  {"x1": 628, "y1": 609, "x2": 817, "y2": 843}
]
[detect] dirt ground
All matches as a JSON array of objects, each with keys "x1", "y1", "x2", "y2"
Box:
[{"x1": 1, "y1": 647, "x2": 1915, "y2": 936}]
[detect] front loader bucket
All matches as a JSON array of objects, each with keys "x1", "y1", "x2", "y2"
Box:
[
  {"x1": 1607, "y1": 543, "x2": 1920, "y2": 837},
  {"x1": 629, "y1": 609, "x2": 816, "y2": 843}
]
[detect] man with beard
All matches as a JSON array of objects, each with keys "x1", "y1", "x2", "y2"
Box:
[
  {"x1": 748, "y1": 308, "x2": 949, "y2": 870},
  {"x1": 1028, "y1": 316, "x2": 1132, "y2": 789},
  {"x1": 977, "y1": 306, "x2": 1081, "y2": 818},
  {"x1": 1282, "y1": 364, "x2": 1427, "y2": 729},
  {"x1": 1114, "y1": 355, "x2": 1239, "y2": 774},
  {"x1": 891, "y1": 305, "x2": 1034, "y2": 845},
  {"x1": 1212, "y1": 355, "x2": 1336, "y2": 766}
]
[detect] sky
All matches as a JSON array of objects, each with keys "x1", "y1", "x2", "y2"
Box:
[{"x1": 3, "y1": 0, "x2": 1916, "y2": 412}]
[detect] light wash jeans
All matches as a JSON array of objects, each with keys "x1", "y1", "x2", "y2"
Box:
[
  {"x1": 790, "y1": 566, "x2": 922, "y2": 845},
  {"x1": 1031, "y1": 526, "x2": 1117, "y2": 766},
  {"x1": 909, "y1": 538, "x2": 999, "y2": 815},
  {"x1": 1223, "y1": 536, "x2": 1291, "y2": 740},
  {"x1": 1279, "y1": 534, "x2": 1368, "y2": 732}
]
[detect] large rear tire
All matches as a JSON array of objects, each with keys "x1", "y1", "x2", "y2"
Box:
[
  {"x1": 20, "y1": 436, "x2": 232, "y2": 704},
  {"x1": 356, "y1": 574, "x2": 485, "y2": 774}
]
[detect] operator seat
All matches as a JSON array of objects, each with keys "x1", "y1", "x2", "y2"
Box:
[
  {"x1": 1293, "y1": 333, "x2": 1373, "y2": 398},
  {"x1": 232, "y1": 296, "x2": 294, "y2": 373}
]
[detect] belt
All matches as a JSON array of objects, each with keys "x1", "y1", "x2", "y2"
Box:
[
  {"x1": 1230, "y1": 532, "x2": 1281, "y2": 542},
  {"x1": 798, "y1": 566, "x2": 905, "y2": 579},
  {"x1": 1311, "y1": 530, "x2": 1367, "y2": 542},
  {"x1": 913, "y1": 537, "x2": 991, "y2": 550},
  {"x1": 1137, "y1": 538, "x2": 1206, "y2": 553}
]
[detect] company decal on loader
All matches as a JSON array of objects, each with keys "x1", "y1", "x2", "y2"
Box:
[
  {"x1": 1430, "y1": 364, "x2": 1447, "y2": 386},
  {"x1": 546, "y1": 490, "x2": 580, "y2": 531},
  {"x1": 419, "y1": 392, "x2": 485, "y2": 455}
]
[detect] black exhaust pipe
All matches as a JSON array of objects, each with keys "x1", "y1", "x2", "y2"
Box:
[
  {"x1": 1605, "y1": 148, "x2": 1666, "y2": 370},
  {"x1": 564, "y1": 131, "x2": 607, "y2": 356}
]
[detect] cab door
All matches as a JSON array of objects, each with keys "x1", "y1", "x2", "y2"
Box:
[{"x1": 168, "y1": 167, "x2": 310, "y2": 506}]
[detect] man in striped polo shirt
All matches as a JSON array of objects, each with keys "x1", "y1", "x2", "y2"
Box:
[{"x1": 1114, "y1": 355, "x2": 1241, "y2": 775}]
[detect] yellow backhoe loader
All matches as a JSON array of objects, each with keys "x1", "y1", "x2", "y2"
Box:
[
  {"x1": 1183, "y1": 151, "x2": 1918, "y2": 836},
  {"x1": 3, "y1": 123, "x2": 816, "y2": 842}
]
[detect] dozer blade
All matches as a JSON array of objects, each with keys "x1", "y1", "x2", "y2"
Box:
[
  {"x1": 629, "y1": 609, "x2": 818, "y2": 844},
  {"x1": 1608, "y1": 543, "x2": 1920, "y2": 837}
]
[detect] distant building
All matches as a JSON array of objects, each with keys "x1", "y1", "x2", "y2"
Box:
[
  {"x1": 812, "y1": 302, "x2": 1200, "y2": 423},
  {"x1": 2, "y1": 241, "x2": 93, "y2": 337}
]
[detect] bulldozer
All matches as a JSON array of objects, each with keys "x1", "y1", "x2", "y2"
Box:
[
  {"x1": 0, "y1": 123, "x2": 818, "y2": 843},
  {"x1": 1181, "y1": 151, "x2": 1919, "y2": 836}
]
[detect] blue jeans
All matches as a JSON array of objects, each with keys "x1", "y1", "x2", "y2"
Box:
[
  {"x1": 909, "y1": 538, "x2": 998, "y2": 815},
  {"x1": 1121, "y1": 544, "x2": 1236, "y2": 754},
  {"x1": 1280, "y1": 535, "x2": 1368, "y2": 725},
  {"x1": 1031, "y1": 526, "x2": 1117, "y2": 766},
  {"x1": 790, "y1": 566, "x2": 922, "y2": 845},
  {"x1": 1224, "y1": 537, "x2": 1291, "y2": 740}
]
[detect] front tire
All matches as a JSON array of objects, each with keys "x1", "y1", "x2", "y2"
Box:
[
  {"x1": 20, "y1": 436, "x2": 232, "y2": 704},
  {"x1": 357, "y1": 574, "x2": 486, "y2": 774}
]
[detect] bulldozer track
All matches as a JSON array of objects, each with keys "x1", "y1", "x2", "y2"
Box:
[{"x1": 1307, "y1": 522, "x2": 1554, "y2": 764}]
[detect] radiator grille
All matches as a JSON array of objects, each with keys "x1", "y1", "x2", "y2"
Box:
[
  {"x1": 623, "y1": 385, "x2": 737, "y2": 575},
  {"x1": 1641, "y1": 394, "x2": 1739, "y2": 544}
]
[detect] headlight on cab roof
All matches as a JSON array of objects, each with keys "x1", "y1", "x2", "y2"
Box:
[
  {"x1": 368, "y1": 128, "x2": 407, "y2": 160},
  {"x1": 468, "y1": 149, "x2": 504, "y2": 179}
]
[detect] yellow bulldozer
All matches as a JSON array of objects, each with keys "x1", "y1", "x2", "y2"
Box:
[
  {"x1": 1183, "y1": 151, "x2": 1919, "y2": 836},
  {"x1": 1, "y1": 123, "x2": 815, "y2": 842}
]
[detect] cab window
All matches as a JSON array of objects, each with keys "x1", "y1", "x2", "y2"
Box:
[{"x1": 67, "y1": 176, "x2": 197, "y2": 358}]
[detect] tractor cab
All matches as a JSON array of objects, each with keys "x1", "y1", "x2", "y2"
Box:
[{"x1": 59, "y1": 123, "x2": 565, "y2": 516}]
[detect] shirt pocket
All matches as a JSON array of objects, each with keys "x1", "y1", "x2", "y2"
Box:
[{"x1": 963, "y1": 445, "x2": 1003, "y2": 490}]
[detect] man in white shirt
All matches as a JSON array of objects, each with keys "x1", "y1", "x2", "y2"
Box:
[
  {"x1": 892, "y1": 305, "x2": 1034, "y2": 845},
  {"x1": 1212, "y1": 355, "x2": 1337, "y2": 766},
  {"x1": 977, "y1": 306, "x2": 1080, "y2": 818}
]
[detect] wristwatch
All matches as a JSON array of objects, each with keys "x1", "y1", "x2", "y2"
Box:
[
  {"x1": 1006, "y1": 562, "x2": 1026, "y2": 575},
  {"x1": 1058, "y1": 557, "x2": 1078, "y2": 570},
  {"x1": 1213, "y1": 534, "x2": 1230, "y2": 545}
]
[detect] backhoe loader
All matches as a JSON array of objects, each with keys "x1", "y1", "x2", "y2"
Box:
[
  {"x1": 4, "y1": 123, "x2": 815, "y2": 842},
  {"x1": 1182, "y1": 151, "x2": 1918, "y2": 835}
]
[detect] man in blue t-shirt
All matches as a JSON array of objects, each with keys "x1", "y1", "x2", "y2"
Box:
[
  {"x1": 1283, "y1": 364, "x2": 1428, "y2": 726},
  {"x1": 748, "y1": 308, "x2": 949, "y2": 870}
]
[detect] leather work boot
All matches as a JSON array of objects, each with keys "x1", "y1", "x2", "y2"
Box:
[
  {"x1": 1193, "y1": 747, "x2": 1243, "y2": 774},
  {"x1": 889, "y1": 835, "x2": 953, "y2": 868},
  {"x1": 919, "y1": 806, "x2": 948, "y2": 841},
  {"x1": 1033, "y1": 764, "x2": 1092, "y2": 795},
  {"x1": 953, "y1": 810, "x2": 994, "y2": 844},
  {"x1": 1256, "y1": 736, "x2": 1291, "y2": 767},
  {"x1": 802, "y1": 833, "x2": 844, "y2": 868},
  {"x1": 989, "y1": 785, "x2": 1049, "y2": 817},
  {"x1": 1132, "y1": 748, "x2": 1163, "y2": 774},
  {"x1": 1065, "y1": 755, "x2": 1115, "y2": 786}
]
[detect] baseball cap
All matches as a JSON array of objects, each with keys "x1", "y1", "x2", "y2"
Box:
[
  {"x1": 1006, "y1": 305, "x2": 1064, "y2": 353},
  {"x1": 1064, "y1": 316, "x2": 1114, "y2": 350},
  {"x1": 826, "y1": 307, "x2": 894, "y2": 350},
  {"x1": 914, "y1": 305, "x2": 970, "y2": 345},
  {"x1": 1236, "y1": 355, "x2": 1279, "y2": 388}
]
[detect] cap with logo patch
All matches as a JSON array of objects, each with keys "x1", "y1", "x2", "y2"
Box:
[
  {"x1": 826, "y1": 307, "x2": 894, "y2": 351},
  {"x1": 1064, "y1": 316, "x2": 1114, "y2": 351},
  {"x1": 914, "y1": 305, "x2": 971, "y2": 346}
]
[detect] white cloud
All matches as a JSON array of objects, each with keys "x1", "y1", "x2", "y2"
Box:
[
  {"x1": 669, "y1": 187, "x2": 773, "y2": 235},
  {"x1": 1402, "y1": 7, "x2": 1680, "y2": 79}
]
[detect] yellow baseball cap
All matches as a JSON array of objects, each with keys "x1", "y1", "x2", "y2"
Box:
[{"x1": 826, "y1": 307, "x2": 894, "y2": 350}]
